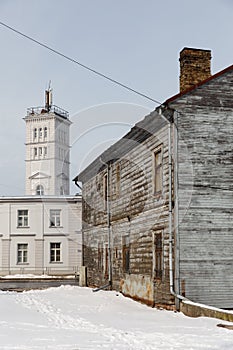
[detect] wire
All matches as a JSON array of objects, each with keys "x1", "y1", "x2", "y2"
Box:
[{"x1": 0, "y1": 20, "x2": 162, "y2": 105}]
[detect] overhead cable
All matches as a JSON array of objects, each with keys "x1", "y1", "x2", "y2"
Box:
[{"x1": 0, "y1": 20, "x2": 162, "y2": 105}]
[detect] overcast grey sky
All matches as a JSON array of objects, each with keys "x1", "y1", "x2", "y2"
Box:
[{"x1": 0, "y1": 0, "x2": 232, "y2": 195}]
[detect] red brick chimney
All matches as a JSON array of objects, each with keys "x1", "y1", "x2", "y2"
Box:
[{"x1": 179, "y1": 47, "x2": 212, "y2": 92}]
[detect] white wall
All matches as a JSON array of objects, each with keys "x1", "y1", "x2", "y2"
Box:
[{"x1": 0, "y1": 196, "x2": 82, "y2": 276}]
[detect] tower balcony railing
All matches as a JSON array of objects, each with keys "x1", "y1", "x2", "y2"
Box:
[{"x1": 27, "y1": 105, "x2": 69, "y2": 119}]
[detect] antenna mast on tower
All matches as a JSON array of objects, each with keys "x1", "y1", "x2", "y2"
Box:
[{"x1": 45, "y1": 80, "x2": 52, "y2": 111}]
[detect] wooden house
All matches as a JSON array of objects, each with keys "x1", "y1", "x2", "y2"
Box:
[{"x1": 74, "y1": 48, "x2": 233, "y2": 309}]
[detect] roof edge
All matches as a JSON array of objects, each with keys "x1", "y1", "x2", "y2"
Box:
[{"x1": 165, "y1": 63, "x2": 233, "y2": 105}]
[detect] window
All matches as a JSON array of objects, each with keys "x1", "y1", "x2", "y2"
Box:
[
  {"x1": 39, "y1": 127, "x2": 43, "y2": 139},
  {"x1": 122, "y1": 236, "x2": 130, "y2": 273},
  {"x1": 44, "y1": 147, "x2": 47, "y2": 158},
  {"x1": 60, "y1": 186, "x2": 65, "y2": 195},
  {"x1": 17, "y1": 210, "x2": 29, "y2": 227},
  {"x1": 98, "y1": 243, "x2": 103, "y2": 271},
  {"x1": 34, "y1": 147, "x2": 37, "y2": 158},
  {"x1": 33, "y1": 128, "x2": 37, "y2": 139},
  {"x1": 36, "y1": 185, "x2": 44, "y2": 195},
  {"x1": 116, "y1": 163, "x2": 121, "y2": 197},
  {"x1": 154, "y1": 232, "x2": 163, "y2": 279},
  {"x1": 104, "y1": 244, "x2": 109, "y2": 278},
  {"x1": 50, "y1": 209, "x2": 61, "y2": 227},
  {"x1": 50, "y1": 242, "x2": 61, "y2": 262},
  {"x1": 39, "y1": 147, "x2": 43, "y2": 157},
  {"x1": 17, "y1": 243, "x2": 28, "y2": 264},
  {"x1": 103, "y1": 174, "x2": 107, "y2": 210},
  {"x1": 153, "y1": 148, "x2": 163, "y2": 194},
  {"x1": 44, "y1": 127, "x2": 47, "y2": 139}
]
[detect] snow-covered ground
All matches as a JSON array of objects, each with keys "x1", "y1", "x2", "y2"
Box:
[{"x1": 0, "y1": 285, "x2": 232, "y2": 350}]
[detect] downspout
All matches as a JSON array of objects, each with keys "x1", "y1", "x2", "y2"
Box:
[
  {"x1": 158, "y1": 108, "x2": 184, "y2": 306},
  {"x1": 74, "y1": 180, "x2": 84, "y2": 267}
]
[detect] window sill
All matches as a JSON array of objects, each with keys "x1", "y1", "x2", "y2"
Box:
[
  {"x1": 49, "y1": 226, "x2": 63, "y2": 228},
  {"x1": 17, "y1": 226, "x2": 30, "y2": 229},
  {"x1": 17, "y1": 263, "x2": 29, "y2": 265},
  {"x1": 49, "y1": 261, "x2": 63, "y2": 264}
]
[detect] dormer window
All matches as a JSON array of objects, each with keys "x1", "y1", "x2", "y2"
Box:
[{"x1": 36, "y1": 185, "x2": 44, "y2": 195}]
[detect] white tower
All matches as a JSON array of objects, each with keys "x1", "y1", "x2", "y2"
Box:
[{"x1": 24, "y1": 89, "x2": 71, "y2": 196}]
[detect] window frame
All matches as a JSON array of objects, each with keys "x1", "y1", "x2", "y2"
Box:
[
  {"x1": 50, "y1": 242, "x2": 61, "y2": 263},
  {"x1": 17, "y1": 210, "x2": 29, "y2": 228},
  {"x1": 39, "y1": 127, "x2": 43, "y2": 139},
  {"x1": 103, "y1": 173, "x2": 108, "y2": 211},
  {"x1": 36, "y1": 184, "x2": 44, "y2": 195},
  {"x1": 49, "y1": 209, "x2": 61, "y2": 227},
  {"x1": 153, "y1": 231, "x2": 163, "y2": 280},
  {"x1": 44, "y1": 127, "x2": 48, "y2": 139},
  {"x1": 122, "y1": 236, "x2": 130, "y2": 274},
  {"x1": 153, "y1": 146, "x2": 163, "y2": 196},
  {"x1": 17, "y1": 243, "x2": 28, "y2": 264}
]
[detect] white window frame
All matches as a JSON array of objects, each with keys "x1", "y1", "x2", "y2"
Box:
[
  {"x1": 17, "y1": 243, "x2": 28, "y2": 264},
  {"x1": 44, "y1": 127, "x2": 47, "y2": 139},
  {"x1": 50, "y1": 242, "x2": 61, "y2": 262},
  {"x1": 50, "y1": 209, "x2": 61, "y2": 227},
  {"x1": 17, "y1": 210, "x2": 29, "y2": 227},
  {"x1": 36, "y1": 185, "x2": 44, "y2": 195}
]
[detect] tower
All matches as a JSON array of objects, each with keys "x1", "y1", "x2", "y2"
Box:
[{"x1": 24, "y1": 89, "x2": 71, "y2": 196}]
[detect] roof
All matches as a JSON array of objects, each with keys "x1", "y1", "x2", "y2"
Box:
[
  {"x1": 165, "y1": 63, "x2": 233, "y2": 105},
  {"x1": 0, "y1": 195, "x2": 82, "y2": 204},
  {"x1": 75, "y1": 109, "x2": 170, "y2": 183}
]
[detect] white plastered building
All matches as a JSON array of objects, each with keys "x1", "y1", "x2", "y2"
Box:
[{"x1": 0, "y1": 92, "x2": 82, "y2": 276}]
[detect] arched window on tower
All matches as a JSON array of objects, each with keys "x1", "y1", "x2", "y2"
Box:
[
  {"x1": 44, "y1": 127, "x2": 47, "y2": 140},
  {"x1": 36, "y1": 185, "x2": 44, "y2": 196},
  {"x1": 60, "y1": 186, "x2": 65, "y2": 195}
]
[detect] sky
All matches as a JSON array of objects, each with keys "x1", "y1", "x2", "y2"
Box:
[{"x1": 0, "y1": 0, "x2": 233, "y2": 195}]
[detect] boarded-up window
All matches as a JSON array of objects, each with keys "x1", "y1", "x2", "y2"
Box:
[
  {"x1": 153, "y1": 148, "x2": 162, "y2": 194},
  {"x1": 122, "y1": 236, "x2": 130, "y2": 273},
  {"x1": 153, "y1": 231, "x2": 163, "y2": 279}
]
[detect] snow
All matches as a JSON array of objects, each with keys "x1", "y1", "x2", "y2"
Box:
[{"x1": 0, "y1": 286, "x2": 232, "y2": 349}]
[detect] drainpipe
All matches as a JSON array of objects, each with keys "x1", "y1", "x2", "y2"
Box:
[{"x1": 158, "y1": 108, "x2": 184, "y2": 307}]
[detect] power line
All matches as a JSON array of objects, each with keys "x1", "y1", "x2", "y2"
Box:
[{"x1": 0, "y1": 20, "x2": 162, "y2": 105}]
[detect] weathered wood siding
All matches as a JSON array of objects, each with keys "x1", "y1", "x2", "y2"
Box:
[
  {"x1": 170, "y1": 70, "x2": 233, "y2": 308},
  {"x1": 80, "y1": 111, "x2": 174, "y2": 306}
]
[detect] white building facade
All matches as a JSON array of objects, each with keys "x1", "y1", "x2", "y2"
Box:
[
  {"x1": 24, "y1": 102, "x2": 71, "y2": 196},
  {"x1": 0, "y1": 92, "x2": 82, "y2": 276},
  {"x1": 0, "y1": 196, "x2": 82, "y2": 276}
]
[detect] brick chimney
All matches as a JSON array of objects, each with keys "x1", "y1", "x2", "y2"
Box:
[{"x1": 179, "y1": 47, "x2": 211, "y2": 92}]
